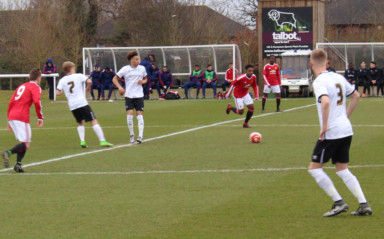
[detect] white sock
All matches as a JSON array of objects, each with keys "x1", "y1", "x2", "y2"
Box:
[
  {"x1": 127, "y1": 115, "x2": 134, "y2": 136},
  {"x1": 309, "y1": 168, "x2": 342, "y2": 202},
  {"x1": 92, "y1": 124, "x2": 106, "y2": 142},
  {"x1": 337, "y1": 169, "x2": 367, "y2": 204},
  {"x1": 137, "y1": 115, "x2": 144, "y2": 138},
  {"x1": 77, "y1": 126, "x2": 85, "y2": 142}
]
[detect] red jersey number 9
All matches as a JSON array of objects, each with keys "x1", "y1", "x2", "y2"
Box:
[{"x1": 15, "y1": 85, "x2": 26, "y2": 100}]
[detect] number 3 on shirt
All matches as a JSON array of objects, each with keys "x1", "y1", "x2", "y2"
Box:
[
  {"x1": 336, "y1": 83, "x2": 343, "y2": 105},
  {"x1": 14, "y1": 85, "x2": 26, "y2": 100},
  {"x1": 68, "y1": 81, "x2": 75, "y2": 94}
]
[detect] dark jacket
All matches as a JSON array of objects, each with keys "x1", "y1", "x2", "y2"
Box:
[
  {"x1": 327, "y1": 67, "x2": 336, "y2": 73},
  {"x1": 368, "y1": 67, "x2": 381, "y2": 83},
  {"x1": 151, "y1": 67, "x2": 160, "y2": 84},
  {"x1": 357, "y1": 68, "x2": 369, "y2": 83},
  {"x1": 344, "y1": 68, "x2": 357, "y2": 83},
  {"x1": 159, "y1": 71, "x2": 173, "y2": 87},
  {"x1": 43, "y1": 58, "x2": 57, "y2": 82},
  {"x1": 91, "y1": 70, "x2": 103, "y2": 85},
  {"x1": 102, "y1": 68, "x2": 116, "y2": 85},
  {"x1": 139, "y1": 58, "x2": 153, "y2": 79}
]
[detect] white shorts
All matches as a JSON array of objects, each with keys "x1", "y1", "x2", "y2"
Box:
[
  {"x1": 263, "y1": 85, "x2": 281, "y2": 94},
  {"x1": 9, "y1": 120, "x2": 31, "y2": 143},
  {"x1": 234, "y1": 93, "x2": 253, "y2": 110}
]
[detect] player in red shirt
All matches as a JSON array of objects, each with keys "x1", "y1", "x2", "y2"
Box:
[
  {"x1": 262, "y1": 55, "x2": 282, "y2": 112},
  {"x1": 225, "y1": 64, "x2": 259, "y2": 128},
  {"x1": 2, "y1": 68, "x2": 44, "y2": 173},
  {"x1": 222, "y1": 62, "x2": 238, "y2": 95}
]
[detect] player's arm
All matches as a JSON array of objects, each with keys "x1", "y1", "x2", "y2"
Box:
[
  {"x1": 112, "y1": 75, "x2": 125, "y2": 96},
  {"x1": 86, "y1": 78, "x2": 92, "y2": 92},
  {"x1": 252, "y1": 76, "x2": 259, "y2": 100},
  {"x1": 32, "y1": 88, "x2": 44, "y2": 127},
  {"x1": 225, "y1": 78, "x2": 237, "y2": 98},
  {"x1": 263, "y1": 66, "x2": 270, "y2": 86},
  {"x1": 277, "y1": 66, "x2": 282, "y2": 86},
  {"x1": 319, "y1": 95, "x2": 330, "y2": 141},
  {"x1": 159, "y1": 74, "x2": 165, "y2": 87},
  {"x1": 138, "y1": 76, "x2": 148, "y2": 85},
  {"x1": 347, "y1": 90, "x2": 360, "y2": 118},
  {"x1": 212, "y1": 72, "x2": 217, "y2": 82}
]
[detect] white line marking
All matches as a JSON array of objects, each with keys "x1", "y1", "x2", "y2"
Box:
[
  {"x1": 0, "y1": 103, "x2": 315, "y2": 173},
  {"x1": 0, "y1": 164, "x2": 382, "y2": 176}
]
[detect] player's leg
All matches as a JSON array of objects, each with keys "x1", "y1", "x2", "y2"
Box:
[
  {"x1": 211, "y1": 82, "x2": 217, "y2": 98},
  {"x1": 275, "y1": 93, "x2": 281, "y2": 112},
  {"x1": 107, "y1": 84, "x2": 113, "y2": 100},
  {"x1": 333, "y1": 136, "x2": 371, "y2": 215},
  {"x1": 242, "y1": 94, "x2": 254, "y2": 128},
  {"x1": 126, "y1": 98, "x2": 136, "y2": 143},
  {"x1": 90, "y1": 85, "x2": 95, "y2": 100},
  {"x1": 48, "y1": 80, "x2": 54, "y2": 100},
  {"x1": 195, "y1": 81, "x2": 201, "y2": 98},
  {"x1": 262, "y1": 85, "x2": 270, "y2": 112},
  {"x1": 202, "y1": 82, "x2": 208, "y2": 99},
  {"x1": 72, "y1": 108, "x2": 87, "y2": 148},
  {"x1": 83, "y1": 105, "x2": 113, "y2": 147},
  {"x1": 184, "y1": 82, "x2": 191, "y2": 99},
  {"x1": 226, "y1": 97, "x2": 242, "y2": 115},
  {"x1": 308, "y1": 139, "x2": 348, "y2": 217},
  {"x1": 135, "y1": 98, "x2": 145, "y2": 143},
  {"x1": 156, "y1": 82, "x2": 162, "y2": 98}
]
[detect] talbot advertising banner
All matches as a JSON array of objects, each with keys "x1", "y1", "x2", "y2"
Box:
[{"x1": 262, "y1": 7, "x2": 313, "y2": 58}]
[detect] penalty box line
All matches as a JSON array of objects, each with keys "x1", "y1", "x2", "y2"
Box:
[
  {"x1": 0, "y1": 164, "x2": 383, "y2": 176},
  {"x1": 0, "y1": 103, "x2": 315, "y2": 173}
]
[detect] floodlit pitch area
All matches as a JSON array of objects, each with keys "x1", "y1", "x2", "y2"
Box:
[{"x1": 0, "y1": 91, "x2": 383, "y2": 238}]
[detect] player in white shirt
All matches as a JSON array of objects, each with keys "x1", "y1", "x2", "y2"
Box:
[
  {"x1": 56, "y1": 61, "x2": 113, "y2": 148},
  {"x1": 113, "y1": 51, "x2": 148, "y2": 143},
  {"x1": 308, "y1": 49, "x2": 371, "y2": 217}
]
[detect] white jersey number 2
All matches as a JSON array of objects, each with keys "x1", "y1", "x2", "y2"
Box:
[{"x1": 14, "y1": 85, "x2": 26, "y2": 100}]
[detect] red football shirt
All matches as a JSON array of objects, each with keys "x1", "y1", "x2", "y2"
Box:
[
  {"x1": 7, "y1": 82, "x2": 43, "y2": 123},
  {"x1": 263, "y1": 63, "x2": 281, "y2": 86},
  {"x1": 227, "y1": 73, "x2": 259, "y2": 98},
  {"x1": 225, "y1": 68, "x2": 239, "y2": 82}
]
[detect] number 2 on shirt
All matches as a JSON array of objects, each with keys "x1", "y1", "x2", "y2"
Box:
[
  {"x1": 14, "y1": 85, "x2": 26, "y2": 100},
  {"x1": 68, "y1": 81, "x2": 75, "y2": 94},
  {"x1": 336, "y1": 83, "x2": 343, "y2": 106}
]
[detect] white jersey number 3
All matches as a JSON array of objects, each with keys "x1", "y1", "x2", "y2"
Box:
[{"x1": 15, "y1": 85, "x2": 26, "y2": 100}]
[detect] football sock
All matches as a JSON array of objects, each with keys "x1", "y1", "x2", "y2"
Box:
[
  {"x1": 245, "y1": 109, "x2": 254, "y2": 123},
  {"x1": 308, "y1": 168, "x2": 342, "y2": 202},
  {"x1": 137, "y1": 115, "x2": 144, "y2": 138},
  {"x1": 92, "y1": 124, "x2": 106, "y2": 142},
  {"x1": 336, "y1": 169, "x2": 367, "y2": 204},
  {"x1": 77, "y1": 126, "x2": 85, "y2": 142},
  {"x1": 16, "y1": 143, "x2": 27, "y2": 163},
  {"x1": 127, "y1": 115, "x2": 134, "y2": 136},
  {"x1": 276, "y1": 97, "x2": 281, "y2": 110},
  {"x1": 230, "y1": 106, "x2": 238, "y2": 114},
  {"x1": 262, "y1": 97, "x2": 266, "y2": 110}
]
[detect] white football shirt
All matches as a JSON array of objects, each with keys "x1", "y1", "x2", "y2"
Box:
[
  {"x1": 57, "y1": 73, "x2": 89, "y2": 111},
  {"x1": 116, "y1": 65, "x2": 147, "y2": 98},
  {"x1": 313, "y1": 71, "x2": 355, "y2": 139}
]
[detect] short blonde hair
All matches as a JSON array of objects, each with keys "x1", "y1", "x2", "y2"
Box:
[
  {"x1": 310, "y1": 49, "x2": 328, "y2": 66},
  {"x1": 62, "y1": 61, "x2": 76, "y2": 74}
]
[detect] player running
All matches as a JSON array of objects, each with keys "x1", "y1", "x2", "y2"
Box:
[
  {"x1": 2, "y1": 68, "x2": 44, "y2": 173},
  {"x1": 308, "y1": 49, "x2": 372, "y2": 217},
  {"x1": 113, "y1": 50, "x2": 147, "y2": 143},
  {"x1": 225, "y1": 64, "x2": 259, "y2": 128},
  {"x1": 56, "y1": 61, "x2": 113, "y2": 148},
  {"x1": 262, "y1": 55, "x2": 282, "y2": 112}
]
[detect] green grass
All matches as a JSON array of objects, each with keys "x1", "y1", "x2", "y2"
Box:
[{"x1": 0, "y1": 90, "x2": 383, "y2": 239}]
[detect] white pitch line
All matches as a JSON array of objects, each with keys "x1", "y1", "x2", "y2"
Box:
[
  {"x1": 0, "y1": 164, "x2": 383, "y2": 176},
  {"x1": 0, "y1": 103, "x2": 315, "y2": 173}
]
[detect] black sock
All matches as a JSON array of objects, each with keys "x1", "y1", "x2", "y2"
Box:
[
  {"x1": 10, "y1": 143, "x2": 26, "y2": 163},
  {"x1": 276, "y1": 98, "x2": 281, "y2": 110},
  {"x1": 262, "y1": 98, "x2": 266, "y2": 110},
  {"x1": 231, "y1": 107, "x2": 237, "y2": 114},
  {"x1": 245, "y1": 110, "x2": 253, "y2": 123}
]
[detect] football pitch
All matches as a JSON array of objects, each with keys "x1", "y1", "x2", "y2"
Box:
[{"x1": 0, "y1": 91, "x2": 383, "y2": 239}]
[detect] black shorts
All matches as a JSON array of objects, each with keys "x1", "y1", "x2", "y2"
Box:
[
  {"x1": 71, "y1": 105, "x2": 96, "y2": 123},
  {"x1": 311, "y1": 136, "x2": 352, "y2": 164},
  {"x1": 125, "y1": 97, "x2": 144, "y2": 112}
]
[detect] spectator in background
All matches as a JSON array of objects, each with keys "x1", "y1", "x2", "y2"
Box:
[
  {"x1": 368, "y1": 61, "x2": 380, "y2": 97},
  {"x1": 90, "y1": 64, "x2": 103, "y2": 100},
  {"x1": 344, "y1": 63, "x2": 357, "y2": 89},
  {"x1": 184, "y1": 65, "x2": 203, "y2": 99},
  {"x1": 159, "y1": 66, "x2": 173, "y2": 96},
  {"x1": 202, "y1": 64, "x2": 217, "y2": 99},
  {"x1": 150, "y1": 63, "x2": 160, "y2": 97},
  {"x1": 102, "y1": 67, "x2": 116, "y2": 100},
  {"x1": 222, "y1": 62, "x2": 238, "y2": 93},
  {"x1": 42, "y1": 58, "x2": 57, "y2": 100},
  {"x1": 140, "y1": 55, "x2": 154, "y2": 100},
  {"x1": 379, "y1": 67, "x2": 384, "y2": 97},
  {"x1": 326, "y1": 59, "x2": 336, "y2": 72},
  {"x1": 358, "y1": 61, "x2": 370, "y2": 97}
]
